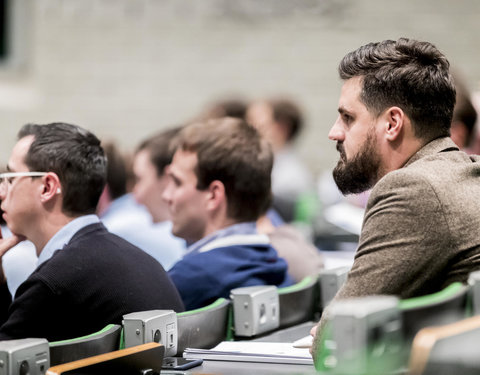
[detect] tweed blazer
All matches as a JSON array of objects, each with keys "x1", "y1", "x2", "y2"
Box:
[{"x1": 336, "y1": 137, "x2": 480, "y2": 300}]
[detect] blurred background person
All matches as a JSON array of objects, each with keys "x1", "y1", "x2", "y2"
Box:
[
  {"x1": 450, "y1": 71, "x2": 478, "y2": 152},
  {"x1": 132, "y1": 128, "x2": 186, "y2": 260},
  {"x1": 98, "y1": 140, "x2": 184, "y2": 270},
  {"x1": 199, "y1": 97, "x2": 248, "y2": 121},
  {"x1": 247, "y1": 97, "x2": 314, "y2": 222}
]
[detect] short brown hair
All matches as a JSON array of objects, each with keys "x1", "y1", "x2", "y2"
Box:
[
  {"x1": 175, "y1": 117, "x2": 273, "y2": 222},
  {"x1": 339, "y1": 38, "x2": 456, "y2": 142}
]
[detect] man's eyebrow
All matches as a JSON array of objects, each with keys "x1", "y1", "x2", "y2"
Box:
[{"x1": 338, "y1": 107, "x2": 352, "y2": 115}]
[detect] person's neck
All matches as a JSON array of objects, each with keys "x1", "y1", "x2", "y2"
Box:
[
  {"x1": 379, "y1": 136, "x2": 425, "y2": 182},
  {"x1": 32, "y1": 213, "x2": 77, "y2": 256},
  {"x1": 200, "y1": 216, "x2": 238, "y2": 242}
]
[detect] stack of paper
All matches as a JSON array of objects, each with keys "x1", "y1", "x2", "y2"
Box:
[{"x1": 183, "y1": 341, "x2": 313, "y2": 365}]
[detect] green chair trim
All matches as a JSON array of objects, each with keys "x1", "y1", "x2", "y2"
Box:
[
  {"x1": 226, "y1": 304, "x2": 235, "y2": 341},
  {"x1": 278, "y1": 275, "x2": 316, "y2": 295},
  {"x1": 118, "y1": 327, "x2": 125, "y2": 350},
  {"x1": 177, "y1": 298, "x2": 228, "y2": 317},
  {"x1": 399, "y1": 282, "x2": 465, "y2": 310},
  {"x1": 50, "y1": 324, "x2": 117, "y2": 346}
]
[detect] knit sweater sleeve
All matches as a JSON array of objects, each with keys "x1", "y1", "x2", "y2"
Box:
[
  {"x1": 0, "y1": 282, "x2": 11, "y2": 326},
  {"x1": 0, "y1": 274, "x2": 58, "y2": 340}
]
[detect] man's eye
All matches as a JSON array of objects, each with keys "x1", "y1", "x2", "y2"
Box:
[{"x1": 7, "y1": 177, "x2": 14, "y2": 184}]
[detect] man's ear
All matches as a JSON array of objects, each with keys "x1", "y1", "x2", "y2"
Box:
[
  {"x1": 40, "y1": 173, "x2": 62, "y2": 203},
  {"x1": 383, "y1": 106, "x2": 405, "y2": 142},
  {"x1": 206, "y1": 180, "x2": 226, "y2": 211}
]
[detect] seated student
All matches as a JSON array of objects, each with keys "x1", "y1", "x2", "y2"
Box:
[
  {"x1": 247, "y1": 98, "x2": 314, "y2": 222},
  {"x1": 131, "y1": 129, "x2": 187, "y2": 268},
  {"x1": 311, "y1": 38, "x2": 480, "y2": 361},
  {"x1": 0, "y1": 122, "x2": 184, "y2": 341},
  {"x1": 164, "y1": 117, "x2": 293, "y2": 310},
  {"x1": 98, "y1": 141, "x2": 184, "y2": 270}
]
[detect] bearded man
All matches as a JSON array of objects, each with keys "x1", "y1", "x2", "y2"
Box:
[{"x1": 311, "y1": 38, "x2": 480, "y2": 362}]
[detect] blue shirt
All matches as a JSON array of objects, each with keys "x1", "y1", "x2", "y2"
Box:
[
  {"x1": 100, "y1": 194, "x2": 184, "y2": 270},
  {"x1": 37, "y1": 215, "x2": 100, "y2": 266}
]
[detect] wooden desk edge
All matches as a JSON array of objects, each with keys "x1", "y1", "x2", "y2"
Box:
[{"x1": 46, "y1": 342, "x2": 162, "y2": 375}]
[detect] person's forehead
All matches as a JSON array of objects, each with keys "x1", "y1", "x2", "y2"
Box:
[
  {"x1": 8, "y1": 136, "x2": 34, "y2": 171},
  {"x1": 338, "y1": 77, "x2": 366, "y2": 112},
  {"x1": 170, "y1": 150, "x2": 198, "y2": 175},
  {"x1": 133, "y1": 149, "x2": 154, "y2": 171}
]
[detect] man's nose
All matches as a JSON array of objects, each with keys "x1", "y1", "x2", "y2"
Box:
[
  {"x1": 328, "y1": 118, "x2": 344, "y2": 141},
  {"x1": 0, "y1": 183, "x2": 7, "y2": 201},
  {"x1": 162, "y1": 183, "x2": 172, "y2": 204}
]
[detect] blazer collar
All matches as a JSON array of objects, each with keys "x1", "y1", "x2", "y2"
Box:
[{"x1": 403, "y1": 137, "x2": 459, "y2": 168}]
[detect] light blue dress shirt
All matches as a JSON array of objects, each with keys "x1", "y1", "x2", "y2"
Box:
[
  {"x1": 37, "y1": 215, "x2": 100, "y2": 266},
  {"x1": 100, "y1": 194, "x2": 184, "y2": 270}
]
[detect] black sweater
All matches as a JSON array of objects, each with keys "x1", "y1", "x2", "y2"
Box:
[{"x1": 0, "y1": 223, "x2": 184, "y2": 341}]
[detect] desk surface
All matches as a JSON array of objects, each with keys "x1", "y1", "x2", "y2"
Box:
[{"x1": 179, "y1": 322, "x2": 317, "y2": 375}]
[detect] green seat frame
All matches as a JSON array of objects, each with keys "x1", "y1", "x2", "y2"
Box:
[{"x1": 399, "y1": 282, "x2": 470, "y2": 344}]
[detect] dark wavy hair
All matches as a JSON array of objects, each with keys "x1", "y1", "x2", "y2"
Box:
[{"x1": 339, "y1": 38, "x2": 456, "y2": 142}]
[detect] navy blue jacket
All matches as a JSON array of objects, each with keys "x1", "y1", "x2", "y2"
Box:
[{"x1": 169, "y1": 238, "x2": 293, "y2": 310}]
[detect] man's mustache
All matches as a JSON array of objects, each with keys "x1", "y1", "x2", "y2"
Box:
[{"x1": 336, "y1": 142, "x2": 346, "y2": 160}]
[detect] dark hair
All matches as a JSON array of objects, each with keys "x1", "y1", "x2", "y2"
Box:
[
  {"x1": 270, "y1": 98, "x2": 304, "y2": 141},
  {"x1": 103, "y1": 142, "x2": 127, "y2": 200},
  {"x1": 18, "y1": 122, "x2": 106, "y2": 216},
  {"x1": 339, "y1": 38, "x2": 456, "y2": 141},
  {"x1": 136, "y1": 127, "x2": 183, "y2": 176},
  {"x1": 175, "y1": 117, "x2": 273, "y2": 222}
]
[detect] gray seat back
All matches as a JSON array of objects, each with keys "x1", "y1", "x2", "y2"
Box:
[
  {"x1": 176, "y1": 298, "x2": 231, "y2": 355},
  {"x1": 49, "y1": 324, "x2": 121, "y2": 366}
]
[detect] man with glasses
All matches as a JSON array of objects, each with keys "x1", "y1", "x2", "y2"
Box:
[{"x1": 0, "y1": 122, "x2": 184, "y2": 341}]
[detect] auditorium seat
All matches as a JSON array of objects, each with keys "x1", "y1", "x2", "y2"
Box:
[
  {"x1": 278, "y1": 275, "x2": 320, "y2": 329},
  {"x1": 409, "y1": 315, "x2": 480, "y2": 375},
  {"x1": 49, "y1": 324, "x2": 122, "y2": 366},
  {"x1": 176, "y1": 298, "x2": 231, "y2": 355}
]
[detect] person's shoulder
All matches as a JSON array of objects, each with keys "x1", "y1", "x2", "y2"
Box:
[
  {"x1": 372, "y1": 166, "x2": 428, "y2": 196},
  {"x1": 56, "y1": 224, "x2": 156, "y2": 265}
]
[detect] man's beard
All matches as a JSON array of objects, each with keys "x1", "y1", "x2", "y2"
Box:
[{"x1": 332, "y1": 130, "x2": 382, "y2": 195}]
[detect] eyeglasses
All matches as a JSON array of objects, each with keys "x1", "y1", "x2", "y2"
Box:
[{"x1": 0, "y1": 172, "x2": 48, "y2": 190}]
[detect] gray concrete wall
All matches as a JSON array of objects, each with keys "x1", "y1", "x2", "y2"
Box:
[{"x1": 0, "y1": 0, "x2": 479, "y2": 177}]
